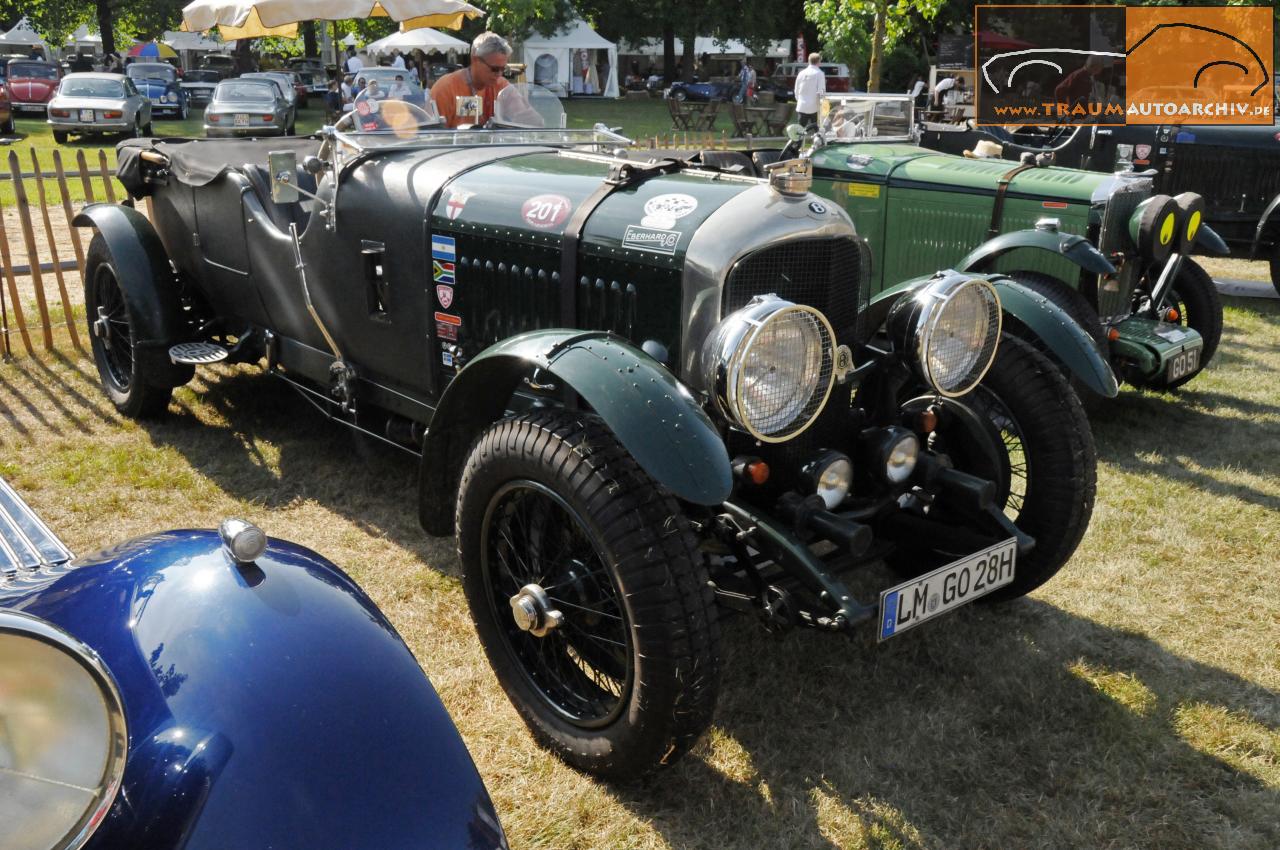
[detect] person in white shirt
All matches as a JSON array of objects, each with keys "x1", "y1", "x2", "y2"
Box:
[
  {"x1": 391, "y1": 51, "x2": 406, "y2": 70},
  {"x1": 794, "y1": 52, "x2": 826, "y2": 129},
  {"x1": 932, "y1": 74, "x2": 957, "y2": 109},
  {"x1": 388, "y1": 74, "x2": 412, "y2": 101},
  {"x1": 344, "y1": 46, "x2": 364, "y2": 75}
]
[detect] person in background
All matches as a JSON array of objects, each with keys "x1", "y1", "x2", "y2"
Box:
[
  {"x1": 391, "y1": 50, "x2": 406, "y2": 70},
  {"x1": 907, "y1": 73, "x2": 926, "y2": 107},
  {"x1": 932, "y1": 73, "x2": 957, "y2": 109},
  {"x1": 388, "y1": 73, "x2": 412, "y2": 101},
  {"x1": 353, "y1": 75, "x2": 366, "y2": 97},
  {"x1": 344, "y1": 45, "x2": 364, "y2": 76},
  {"x1": 324, "y1": 79, "x2": 343, "y2": 121},
  {"x1": 794, "y1": 52, "x2": 826, "y2": 129},
  {"x1": 736, "y1": 59, "x2": 751, "y2": 103},
  {"x1": 430, "y1": 31, "x2": 511, "y2": 128}
]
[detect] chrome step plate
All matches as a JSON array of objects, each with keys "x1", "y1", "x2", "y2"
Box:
[{"x1": 169, "y1": 342, "x2": 229, "y2": 365}]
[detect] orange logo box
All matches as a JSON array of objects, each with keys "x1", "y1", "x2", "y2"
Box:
[{"x1": 1125, "y1": 7, "x2": 1273, "y2": 125}]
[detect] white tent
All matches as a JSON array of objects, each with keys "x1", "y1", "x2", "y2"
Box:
[
  {"x1": 522, "y1": 19, "x2": 617, "y2": 98},
  {"x1": 0, "y1": 17, "x2": 50, "y2": 54},
  {"x1": 366, "y1": 27, "x2": 467, "y2": 57},
  {"x1": 162, "y1": 30, "x2": 227, "y2": 52},
  {"x1": 620, "y1": 37, "x2": 790, "y2": 60}
]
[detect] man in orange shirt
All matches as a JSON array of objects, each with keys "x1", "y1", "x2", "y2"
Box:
[{"x1": 430, "y1": 31, "x2": 511, "y2": 128}]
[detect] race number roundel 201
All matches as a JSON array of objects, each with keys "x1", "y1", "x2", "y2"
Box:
[{"x1": 521, "y1": 194, "x2": 573, "y2": 230}]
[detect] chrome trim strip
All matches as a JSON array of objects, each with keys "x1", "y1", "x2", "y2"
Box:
[{"x1": 0, "y1": 610, "x2": 128, "y2": 850}]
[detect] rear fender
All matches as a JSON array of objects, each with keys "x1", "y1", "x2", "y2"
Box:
[
  {"x1": 866, "y1": 273, "x2": 1119, "y2": 398},
  {"x1": 1249, "y1": 197, "x2": 1280, "y2": 257},
  {"x1": 990, "y1": 276, "x2": 1119, "y2": 398},
  {"x1": 73, "y1": 202, "x2": 190, "y2": 387},
  {"x1": 957, "y1": 228, "x2": 1116, "y2": 277},
  {"x1": 418, "y1": 330, "x2": 732, "y2": 535}
]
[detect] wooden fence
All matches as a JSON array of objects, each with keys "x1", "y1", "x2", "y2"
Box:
[{"x1": 0, "y1": 148, "x2": 125, "y2": 360}]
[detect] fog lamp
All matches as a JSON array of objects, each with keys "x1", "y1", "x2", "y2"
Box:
[
  {"x1": 862, "y1": 426, "x2": 920, "y2": 486},
  {"x1": 801, "y1": 451, "x2": 853, "y2": 510},
  {"x1": 219, "y1": 518, "x2": 268, "y2": 564}
]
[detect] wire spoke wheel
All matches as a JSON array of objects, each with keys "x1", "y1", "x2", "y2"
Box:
[
  {"x1": 966, "y1": 385, "x2": 1029, "y2": 518},
  {"x1": 92, "y1": 264, "x2": 134, "y2": 393},
  {"x1": 482, "y1": 480, "x2": 632, "y2": 727}
]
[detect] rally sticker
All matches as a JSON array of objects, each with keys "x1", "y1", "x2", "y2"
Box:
[
  {"x1": 1135, "y1": 144, "x2": 1152, "y2": 160},
  {"x1": 441, "y1": 351, "x2": 454, "y2": 367},
  {"x1": 641, "y1": 193, "x2": 697, "y2": 229},
  {"x1": 436, "y1": 284, "x2": 454, "y2": 309},
  {"x1": 431, "y1": 234, "x2": 456, "y2": 261},
  {"x1": 435, "y1": 311, "x2": 461, "y2": 325},
  {"x1": 435, "y1": 320, "x2": 458, "y2": 341},
  {"x1": 622, "y1": 225, "x2": 681, "y2": 255},
  {"x1": 841, "y1": 182, "x2": 880, "y2": 199},
  {"x1": 845, "y1": 154, "x2": 874, "y2": 169},
  {"x1": 521, "y1": 194, "x2": 572, "y2": 230},
  {"x1": 444, "y1": 190, "x2": 473, "y2": 221}
]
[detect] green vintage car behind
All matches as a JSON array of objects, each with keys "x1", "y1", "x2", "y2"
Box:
[{"x1": 793, "y1": 94, "x2": 1228, "y2": 394}]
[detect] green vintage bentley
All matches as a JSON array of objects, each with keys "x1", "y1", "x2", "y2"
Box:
[
  {"x1": 778, "y1": 93, "x2": 1227, "y2": 394},
  {"x1": 89, "y1": 88, "x2": 1099, "y2": 780}
]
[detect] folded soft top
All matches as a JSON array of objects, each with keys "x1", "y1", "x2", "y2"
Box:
[{"x1": 116, "y1": 136, "x2": 322, "y2": 198}]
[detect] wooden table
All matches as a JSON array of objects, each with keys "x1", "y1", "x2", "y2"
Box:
[{"x1": 745, "y1": 106, "x2": 775, "y2": 135}]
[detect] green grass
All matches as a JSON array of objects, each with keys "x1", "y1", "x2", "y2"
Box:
[{"x1": 2, "y1": 294, "x2": 1278, "y2": 849}]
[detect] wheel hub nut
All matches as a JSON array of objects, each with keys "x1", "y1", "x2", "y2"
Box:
[
  {"x1": 93, "y1": 306, "x2": 110, "y2": 339},
  {"x1": 510, "y1": 584, "x2": 563, "y2": 637}
]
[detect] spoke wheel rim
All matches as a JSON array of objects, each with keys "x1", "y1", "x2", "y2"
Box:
[
  {"x1": 92, "y1": 264, "x2": 133, "y2": 392},
  {"x1": 480, "y1": 479, "x2": 633, "y2": 728},
  {"x1": 968, "y1": 387, "x2": 1030, "y2": 519}
]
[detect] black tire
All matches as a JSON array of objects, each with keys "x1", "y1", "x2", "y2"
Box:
[
  {"x1": 893, "y1": 335, "x2": 1097, "y2": 601},
  {"x1": 179, "y1": 101, "x2": 189, "y2": 120},
  {"x1": 1006, "y1": 269, "x2": 1111, "y2": 404},
  {"x1": 143, "y1": 120, "x2": 154, "y2": 136},
  {"x1": 457, "y1": 411, "x2": 720, "y2": 780},
  {"x1": 52, "y1": 130, "x2": 68, "y2": 144},
  {"x1": 673, "y1": 89, "x2": 687, "y2": 101},
  {"x1": 1153, "y1": 258, "x2": 1222, "y2": 388},
  {"x1": 2, "y1": 115, "x2": 14, "y2": 135},
  {"x1": 84, "y1": 234, "x2": 174, "y2": 418}
]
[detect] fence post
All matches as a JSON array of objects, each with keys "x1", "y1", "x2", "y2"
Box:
[
  {"x1": 30, "y1": 149, "x2": 83, "y2": 353},
  {"x1": 52, "y1": 150, "x2": 86, "y2": 280},
  {"x1": 0, "y1": 193, "x2": 32, "y2": 357},
  {"x1": 8, "y1": 151, "x2": 54, "y2": 350},
  {"x1": 97, "y1": 151, "x2": 117, "y2": 203},
  {"x1": 76, "y1": 151, "x2": 95, "y2": 202}
]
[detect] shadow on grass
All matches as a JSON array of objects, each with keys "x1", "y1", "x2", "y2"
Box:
[{"x1": 610, "y1": 600, "x2": 1280, "y2": 850}]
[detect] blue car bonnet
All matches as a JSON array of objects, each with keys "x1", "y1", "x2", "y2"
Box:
[{"x1": 2, "y1": 531, "x2": 505, "y2": 850}]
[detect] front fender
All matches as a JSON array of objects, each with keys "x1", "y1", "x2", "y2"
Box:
[
  {"x1": 418, "y1": 329, "x2": 732, "y2": 535},
  {"x1": 73, "y1": 202, "x2": 189, "y2": 387},
  {"x1": 1250, "y1": 197, "x2": 1280, "y2": 257},
  {"x1": 957, "y1": 228, "x2": 1116, "y2": 277},
  {"x1": 989, "y1": 277, "x2": 1119, "y2": 398}
]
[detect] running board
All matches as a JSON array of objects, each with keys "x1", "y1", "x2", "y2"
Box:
[
  {"x1": 170, "y1": 342, "x2": 230, "y2": 365},
  {"x1": 0, "y1": 477, "x2": 74, "y2": 574}
]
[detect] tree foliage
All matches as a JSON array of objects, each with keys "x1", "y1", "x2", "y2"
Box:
[{"x1": 807, "y1": 0, "x2": 944, "y2": 91}]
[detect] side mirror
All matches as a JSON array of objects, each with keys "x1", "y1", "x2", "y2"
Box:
[{"x1": 268, "y1": 150, "x2": 298, "y2": 204}]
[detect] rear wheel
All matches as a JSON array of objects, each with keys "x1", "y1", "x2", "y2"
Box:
[
  {"x1": 1, "y1": 115, "x2": 14, "y2": 134},
  {"x1": 52, "y1": 130, "x2": 68, "y2": 144},
  {"x1": 1270, "y1": 244, "x2": 1280, "y2": 299},
  {"x1": 457, "y1": 411, "x2": 720, "y2": 780},
  {"x1": 84, "y1": 235, "x2": 174, "y2": 418},
  {"x1": 892, "y1": 335, "x2": 1097, "y2": 601}
]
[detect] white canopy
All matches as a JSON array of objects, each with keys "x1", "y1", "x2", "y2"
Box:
[
  {"x1": 0, "y1": 17, "x2": 49, "y2": 50},
  {"x1": 620, "y1": 37, "x2": 790, "y2": 59},
  {"x1": 523, "y1": 18, "x2": 617, "y2": 98},
  {"x1": 162, "y1": 30, "x2": 227, "y2": 52},
  {"x1": 366, "y1": 27, "x2": 467, "y2": 56}
]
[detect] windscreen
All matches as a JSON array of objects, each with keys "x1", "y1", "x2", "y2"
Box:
[
  {"x1": 337, "y1": 96, "x2": 443, "y2": 139},
  {"x1": 127, "y1": 63, "x2": 175, "y2": 82},
  {"x1": 215, "y1": 81, "x2": 277, "y2": 103},
  {"x1": 493, "y1": 83, "x2": 564, "y2": 129},
  {"x1": 10, "y1": 63, "x2": 56, "y2": 79},
  {"x1": 59, "y1": 78, "x2": 124, "y2": 98},
  {"x1": 821, "y1": 97, "x2": 914, "y2": 140}
]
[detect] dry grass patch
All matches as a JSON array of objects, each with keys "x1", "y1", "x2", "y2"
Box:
[{"x1": 1, "y1": 296, "x2": 1278, "y2": 849}]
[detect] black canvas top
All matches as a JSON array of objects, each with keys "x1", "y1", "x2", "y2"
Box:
[{"x1": 116, "y1": 136, "x2": 322, "y2": 198}]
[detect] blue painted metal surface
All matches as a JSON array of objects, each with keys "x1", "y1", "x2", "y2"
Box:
[{"x1": 1, "y1": 530, "x2": 506, "y2": 850}]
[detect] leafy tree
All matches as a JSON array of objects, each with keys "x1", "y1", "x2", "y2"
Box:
[{"x1": 807, "y1": 0, "x2": 944, "y2": 91}]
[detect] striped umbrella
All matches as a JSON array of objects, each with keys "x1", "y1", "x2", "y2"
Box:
[{"x1": 127, "y1": 41, "x2": 179, "y2": 59}]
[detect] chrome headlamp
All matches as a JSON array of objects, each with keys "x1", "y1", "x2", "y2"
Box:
[
  {"x1": 703, "y1": 295, "x2": 836, "y2": 443},
  {"x1": 888, "y1": 273, "x2": 1001, "y2": 397},
  {"x1": 0, "y1": 611, "x2": 127, "y2": 850}
]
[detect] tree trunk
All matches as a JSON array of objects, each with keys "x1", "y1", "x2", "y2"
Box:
[
  {"x1": 867, "y1": 5, "x2": 887, "y2": 92},
  {"x1": 662, "y1": 22, "x2": 675, "y2": 84},
  {"x1": 96, "y1": 0, "x2": 115, "y2": 58},
  {"x1": 234, "y1": 39, "x2": 255, "y2": 74},
  {"x1": 680, "y1": 22, "x2": 696, "y2": 83},
  {"x1": 302, "y1": 21, "x2": 317, "y2": 58}
]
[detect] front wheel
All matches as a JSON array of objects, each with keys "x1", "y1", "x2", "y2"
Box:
[
  {"x1": 1135, "y1": 257, "x2": 1223, "y2": 389},
  {"x1": 901, "y1": 334, "x2": 1097, "y2": 600},
  {"x1": 84, "y1": 234, "x2": 176, "y2": 418},
  {"x1": 456, "y1": 411, "x2": 721, "y2": 781},
  {"x1": 1270, "y1": 243, "x2": 1280, "y2": 299}
]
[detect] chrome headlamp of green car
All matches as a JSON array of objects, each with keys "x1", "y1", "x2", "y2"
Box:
[
  {"x1": 0, "y1": 611, "x2": 128, "y2": 850},
  {"x1": 703, "y1": 295, "x2": 837, "y2": 442},
  {"x1": 887, "y1": 273, "x2": 1002, "y2": 397}
]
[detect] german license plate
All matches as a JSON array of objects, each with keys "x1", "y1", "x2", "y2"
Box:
[
  {"x1": 234, "y1": 113, "x2": 250, "y2": 126},
  {"x1": 878, "y1": 538, "x2": 1017, "y2": 641},
  {"x1": 78, "y1": 109, "x2": 94, "y2": 122},
  {"x1": 1166, "y1": 345, "x2": 1200, "y2": 383}
]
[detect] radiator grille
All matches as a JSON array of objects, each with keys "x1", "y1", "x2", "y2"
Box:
[
  {"x1": 1167, "y1": 145, "x2": 1280, "y2": 217},
  {"x1": 722, "y1": 237, "x2": 870, "y2": 343},
  {"x1": 1096, "y1": 181, "x2": 1149, "y2": 320}
]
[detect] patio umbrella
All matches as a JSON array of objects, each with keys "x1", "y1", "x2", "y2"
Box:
[
  {"x1": 181, "y1": 0, "x2": 485, "y2": 39},
  {"x1": 127, "y1": 41, "x2": 180, "y2": 59},
  {"x1": 365, "y1": 27, "x2": 468, "y2": 56}
]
